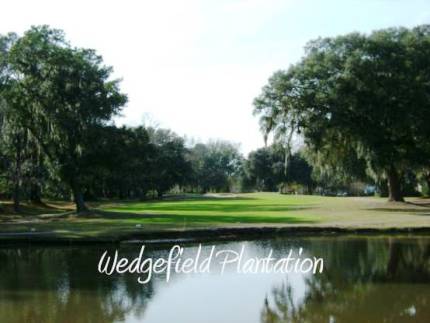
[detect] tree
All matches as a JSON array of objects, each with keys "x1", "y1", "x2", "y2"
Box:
[
  {"x1": 245, "y1": 146, "x2": 285, "y2": 191},
  {"x1": 245, "y1": 145, "x2": 314, "y2": 193},
  {"x1": 0, "y1": 97, "x2": 48, "y2": 209},
  {"x1": 81, "y1": 125, "x2": 153, "y2": 200},
  {"x1": 285, "y1": 152, "x2": 314, "y2": 193},
  {"x1": 253, "y1": 71, "x2": 300, "y2": 176},
  {"x1": 188, "y1": 141, "x2": 243, "y2": 193},
  {"x1": 5, "y1": 26, "x2": 127, "y2": 212},
  {"x1": 0, "y1": 109, "x2": 28, "y2": 211},
  {"x1": 254, "y1": 25, "x2": 430, "y2": 201},
  {"x1": 147, "y1": 127, "x2": 191, "y2": 197},
  {"x1": 0, "y1": 32, "x2": 33, "y2": 210},
  {"x1": 302, "y1": 143, "x2": 372, "y2": 195}
]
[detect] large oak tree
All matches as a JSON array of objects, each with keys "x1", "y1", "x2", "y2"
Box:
[
  {"x1": 5, "y1": 26, "x2": 127, "y2": 212},
  {"x1": 255, "y1": 25, "x2": 430, "y2": 201}
]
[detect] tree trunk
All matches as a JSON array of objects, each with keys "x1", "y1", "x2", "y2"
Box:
[
  {"x1": 386, "y1": 238, "x2": 401, "y2": 278},
  {"x1": 157, "y1": 190, "x2": 163, "y2": 199},
  {"x1": 387, "y1": 165, "x2": 404, "y2": 202},
  {"x1": 72, "y1": 184, "x2": 88, "y2": 213},
  {"x1": 283, "y1": 126, "x2": 295, "y2": 176},
  {"x1": 13, "y1": 182, "x2": 20, "y2": 213},
  {"x1": 426, "y1": 173, "x2": 430, "y2": 196},
  {"x1": 30, "y1": 182, "x2": 42, "y2": 204},
  {"x1": 307, "y1": 183, "x2": 314, "y2": 195},
  {"x1": 13, "y1": 140, "x2": 22, "y2": 213},
  {"x1": 30, "y1": 147, "x2": 43, "y2": 204},
  {"x1": 139, "y1": 188, "x2": 147, "y2": 201}
]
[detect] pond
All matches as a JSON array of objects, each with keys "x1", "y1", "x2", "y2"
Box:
[{"x1": 0, "y1": 235, "x2": 429, "y2": 322}]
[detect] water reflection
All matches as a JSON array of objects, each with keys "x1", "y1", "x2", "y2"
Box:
[
  {"x1": 0, "y1": 246, "x2": 155, "y2": 323},
  {"x1": 260, "y1": 237, "x2": 430, "y2": 323},
  {"x1": 0, "y1": 236, "x2": 428, "y2": 323}
]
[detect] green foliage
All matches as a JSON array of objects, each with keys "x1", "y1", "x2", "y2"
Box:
[
  {"x1": 245, "y1": 145, "x2": 313, "y2": 193},
  {"x1": 81, "y1": 125, "x2": 153, "y2": 199},
  {"x1": 1, "y1": 26, "x2": 127, "y2": 211},
  {"x1": 245, "y1": 145, "x2": 285, "y2": 191},
  {"x1": 4, "y1": 24, "x2": 430, "y2": 211},
  {"x1": 187, "y1": 141, "x2": 243, "y2": 193},
  {"x1": 254, "y1": 25, "x2": 430, "y2": 201},
  {"x1": 285, "y1": 152, "x2": 314, "y2": 193},
  {"x1": 147, "y1": 127, "x2": 192, "y2": 197}
]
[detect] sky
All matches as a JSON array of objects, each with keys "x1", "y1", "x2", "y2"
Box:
[{"x1": 1, "y1": 0, "x2": 430, "y2": 154}]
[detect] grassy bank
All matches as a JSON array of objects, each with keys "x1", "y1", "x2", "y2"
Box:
[{"x1": 0, "y1": 193, "x2": 429, "y2": 241}]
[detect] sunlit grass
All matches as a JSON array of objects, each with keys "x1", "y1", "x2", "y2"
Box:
[{"x1": 0, "y1": 193, "x2": 429, "y2": 240}]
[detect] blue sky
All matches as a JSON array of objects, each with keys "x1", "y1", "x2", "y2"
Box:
[{"x1": 1, "y1": 0, "x2": 429, "y2": 154}]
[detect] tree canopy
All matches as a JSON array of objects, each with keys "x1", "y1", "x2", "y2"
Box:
[
  {"x1": 254, "y1": 25, "x2": 430, "y2": 201},
  {"x1": 2, "y1": 25, "x2": 430, "y2": 212},
  {"x1": 1, "y1": 26, "x2": 127, "y2": 211}
]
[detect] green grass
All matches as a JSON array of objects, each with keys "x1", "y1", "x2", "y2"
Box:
[
  {"x1": 102, "y1": 193, "x2": 321, "y2": 224},
  {"x1": 0, "y1": 193, "x2": 429, "y2": 241}
]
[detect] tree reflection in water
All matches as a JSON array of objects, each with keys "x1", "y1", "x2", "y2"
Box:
[
  {"x1": 0, "y1": 245, "x2": 157, "y2": 323},
  {"x1": 260, "y1": 237, "x2": 430, "y2": 323},
  {"x1": 0, "y1": 237, "x2": 428, "y2": 323}
]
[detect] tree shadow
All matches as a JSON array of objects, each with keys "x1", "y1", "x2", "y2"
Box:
[
  {"x1": 365, "y1": 207, "x2": 430, "y2": 216},
  {"x1": 107, "y1": 203, "x2": 314, "y2": 214},
  {"x1": 90, "y1": 209, "x2": 316, "y2": 225},
  {"x1": 91, "y1": 195, "x2": 259, "y2": 208},
  {"x1": 161, "y1": 194, "x2": 258, "y2": 202},
  {"x1": 406, "y1": 200, "x2": 430, "y2": 208}
]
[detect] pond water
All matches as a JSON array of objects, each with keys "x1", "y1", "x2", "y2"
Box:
[{"x1": 0, "y1": 235, "x2": 429, "y2": 323}]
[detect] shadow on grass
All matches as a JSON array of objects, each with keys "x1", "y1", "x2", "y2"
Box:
[
  {"x1": 365, "y1": 207, "x2": 430, "y2": 216},
  {"x1": 91, "y1": 195, "x2": 259, "y2": 208},
  {"x1": 109, "y1": 204, "x2": 313, "y2": 213},
  {"x1": 161, "y1": 194, "x2": 258, "y2": 202},
  {"x1": 91, "y1": 209, "x2": 316, "y2": 224},
  {"x1": 0, "y1": 195, "x2": 318, "y2": 238},
  {"x1": 0, "y1": 202, "x2": 67, "y2": 217},
  {"x1": 0, "y1": 212, "x2": 316, "y2": 239},
  {"x1": 406, "y1": 201, "x2": 430, "y2": 208}
]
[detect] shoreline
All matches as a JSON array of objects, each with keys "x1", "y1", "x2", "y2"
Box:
[{"x1": 1, "y1": 225, "x2": 430, "y2": 245}]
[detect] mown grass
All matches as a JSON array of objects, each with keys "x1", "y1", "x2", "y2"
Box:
[
  {"x1": 101, "y1": 193, "x2": 321, "y2": 223},
  {"x1": 0, "y1": 193, "x2": 429, "y2": 240}
]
